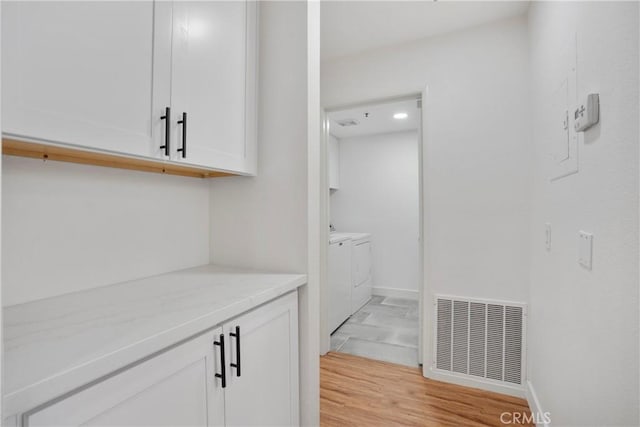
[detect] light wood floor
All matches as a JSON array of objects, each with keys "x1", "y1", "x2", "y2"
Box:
[{"x1": 320, "y1": 352, "x2": 533, "y2": 427}]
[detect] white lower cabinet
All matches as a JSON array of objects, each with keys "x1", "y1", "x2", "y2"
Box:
[
  {"x1": 18, "y1": 292, "x2": 298, "y2": 427},
  {"x1": 24, "y1": 329, "x2": 225, "y2": 427},
  {"x1": 223, "y1": 291, "x2": 299, "y2": 426}
]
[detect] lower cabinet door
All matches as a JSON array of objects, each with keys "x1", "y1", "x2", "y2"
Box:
[
  {"x1": 24, "y1": 329, "x2": 225, "y2": 427},
  {"x1": 223, "y1": 292, "x2": 299, "y2": 426}
]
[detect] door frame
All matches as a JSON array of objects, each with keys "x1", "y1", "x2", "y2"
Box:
[{"x1": 319, "y1": 87, "x2": 432, "y2": 374}]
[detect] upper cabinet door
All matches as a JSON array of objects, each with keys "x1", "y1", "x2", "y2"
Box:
[
  {"x1": 170, "y1": 1, "x2": 258, "y2": 175},
  {"x1": 1, "y1": 1, "x2": 170, "y2": 158},
  {"x1": 328, "y1": 135, "x2": 340, "y2": 189}
]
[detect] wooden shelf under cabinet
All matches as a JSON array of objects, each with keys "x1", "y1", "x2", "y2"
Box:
[{"x1": 2, "y1": 138, "x2": 238, "y2": 179}]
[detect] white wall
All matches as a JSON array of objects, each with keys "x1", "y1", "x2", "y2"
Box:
[
  {"x1": 209, "y1": 2, "x2": 319, "y2": 425},
  {"x1": 0, "y1": 6, "x2": 4, "y2": 414},
  {"x1": 527, "y1": 2, "x2": 639, "y2": 425},
  {"x1": 2, "y1": 157, "x2": 210, "y2": 305},
  {"x1": 306, "y1": 1, "x2": 323, "y2": 420},
  {"x1": 330, "y1": 130, "x2": 419, "y2": 294},
  {"x1": 209, "y1": 3, "x2": 307, "y2": 273},
  {"x1": 323, "y1": 15, "x2": 532, "y2": 304}
]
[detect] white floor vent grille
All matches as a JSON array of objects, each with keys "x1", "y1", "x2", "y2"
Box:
[{"x1": 434, "y1": 296, "x2": 526, "y2": 386}]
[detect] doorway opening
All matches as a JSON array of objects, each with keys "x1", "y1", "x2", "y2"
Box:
[{"x1": 323, "y1": 95, "x2": 425, "y2": 368}]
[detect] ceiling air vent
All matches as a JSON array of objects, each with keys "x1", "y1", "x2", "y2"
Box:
[{"x1": 336, "y1": 119, "x2": 359, "y2": 127}]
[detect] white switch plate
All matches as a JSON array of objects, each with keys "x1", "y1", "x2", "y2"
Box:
[
  {"x1": 574, "y1": 93, "x2": 599, "y2": 132},
  {"x1": 545, "y1": 223, "x2": 552, "y2": 251},
  {"x1": 579, "y1": 231, "x2": 593, "y2": 270}
]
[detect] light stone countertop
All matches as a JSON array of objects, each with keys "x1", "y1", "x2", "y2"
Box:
[{"x1": 3, "y1": 264, "x2": 307, "y2": 416}]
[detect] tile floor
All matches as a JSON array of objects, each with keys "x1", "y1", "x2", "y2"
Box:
[{"x1": 330, "y1": 295, "x2": 419, "y2": 367}]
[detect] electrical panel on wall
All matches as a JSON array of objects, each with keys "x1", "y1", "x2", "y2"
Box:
[{"x1": 550, "y1": 34, "x2": 579, "y2": 181}]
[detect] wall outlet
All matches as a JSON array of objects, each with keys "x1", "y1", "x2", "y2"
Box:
[
  {"x1": 578, "y1": 231, "x2": 593, "y2": 270},
  {"x1": 545, "y1": 223, "x2": 552, "y2": 251}
]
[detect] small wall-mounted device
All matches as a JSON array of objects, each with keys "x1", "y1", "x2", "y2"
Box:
[
  {"x1": 574, "y1": 93, "x2": 599, "y2": 132},
  {"x1": 578, "y1": 231, "x2": 593, "y2": 270}
]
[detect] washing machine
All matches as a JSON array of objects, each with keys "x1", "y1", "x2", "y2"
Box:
[
  {"x1": 328, "y1": 234, "x2": 352, "y2": 333},
  {"x1": 347, "y1": 233, "x2": 372, "y2": 313}
]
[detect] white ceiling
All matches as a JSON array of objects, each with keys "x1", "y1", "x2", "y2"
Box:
[
  {"x1": 321, "y1": 1, "x2": 530, "y2": 61},
  {"x1": 328, "y1": 98, "x2": 420, "y2": 139}
]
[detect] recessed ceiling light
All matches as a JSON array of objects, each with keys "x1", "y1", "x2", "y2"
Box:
[{"x1": 393, "y1": 112, "x2": 408, "y2": 120}]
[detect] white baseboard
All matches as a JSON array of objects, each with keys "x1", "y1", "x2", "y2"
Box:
[
  {"x1": 372, "y1": 287, "x2": 419, "y2": 300},
  {"x1": 526, "y1": 380, "x2": 551, "y2": 427},
  {"x1": 425, "y1": 366, "x2": 526, "y2": 398}
]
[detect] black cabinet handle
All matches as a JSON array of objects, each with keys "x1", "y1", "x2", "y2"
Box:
[
  {"x1": 177, "y1": 112, "x2": 187, "y2": 158},
  {"x1": 214, "y1": 334, "x2": 226, "y2": 388},
  {"x1": 230, "y1": 326, "x2": 241, "y2": 377},
  {"x1": 160, "y1": 107, "x2": 170, "y2": 156}
]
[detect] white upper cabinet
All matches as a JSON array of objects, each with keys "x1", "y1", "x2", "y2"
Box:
[
  {"x1": 1, "y1": 1, "x2": 257, "y2": 175},
  {"x1": 1, "y1": 1, "x2": 169, "y2": 158},
  {"x1": 170, "y1": 1, "x2": 257, "y2": 174},
  {"x1": 328, "y1": 134, "x2": 340, "y2": 189}
]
